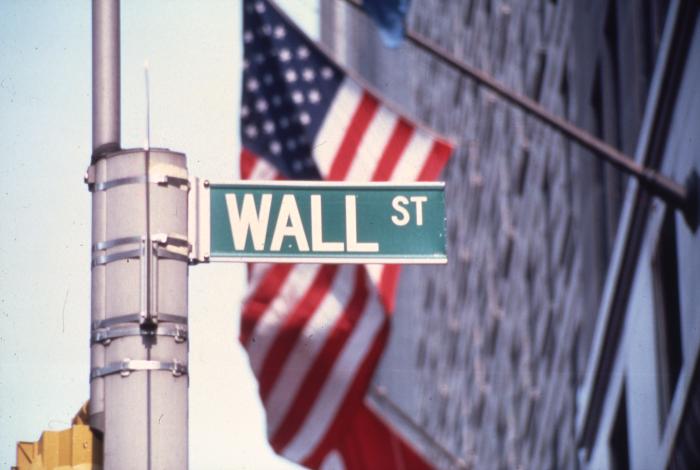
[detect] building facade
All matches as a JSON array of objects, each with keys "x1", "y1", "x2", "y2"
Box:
[{"x1": 320, "y1": 0, "x2": 699, "y2": 468}]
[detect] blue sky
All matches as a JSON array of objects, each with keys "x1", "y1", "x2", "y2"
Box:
[{"x1": 0, "y1": 1, "x2": 317, "y2": 468}]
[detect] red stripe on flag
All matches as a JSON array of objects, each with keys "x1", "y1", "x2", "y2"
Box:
[
  {"x1": 270, "y1": 267, "x2": 370, "y2": 452},
  {"x1": 240, "y1": 264, "x2": 295, "y2": 347},
  {"x1": 328, "y1": 92, "x2": 379, "y2": 181},
  {"x1": 371, "y1": 119, "x2": 414, "y2": 181},
  {"x1": 337, "y1": 403, "x2": 434, "y2": 470},
  {"x1": 259, "y1": 265, "x2": 340, "y2": 401},
  {"x1": 302, "y1": 312, "x2": 391, "y2": 468},
  {"x1": 378, "y1": 265, "x2": 401, "y2": 314},
  {"x1": 417, "y1": 139, "x2": 453, "y2": 181},
  {"x1": 240, "y1": 147, "x2": 258, "y2": 179}
]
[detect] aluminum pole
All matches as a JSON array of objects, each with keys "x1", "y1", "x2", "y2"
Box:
[
  {"x1": 91, "y1": 2, "x2": 189, "y2": 469},
  {"x1": 92, "y1": 0, "x2": 120, "y2": 156}
]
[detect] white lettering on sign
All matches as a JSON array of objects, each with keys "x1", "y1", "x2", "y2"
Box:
[
  {"x1": 410, "y1": 196, "x2": 427, "y2": 226},
  {"x1": 271, "y1": 194, "x2": 310, "y2": 251},
  {"x1": 225, "y1": 193, "x2": 272, "y2": 250},
  {"x1": 311, "y1": 195, "x2": 344, "y2": 252},
  {"x1": 345, "y1": 195, "x2": 379, "y2": 252},
  {"x1": 225, "y1": 192, "x2": 380, "y2": 253},
  {"x1": 391, "y1": 195, "x2": 428, "y2": 226},
  {"x1": 391, "y1": 196, "x2": 410, "y2": 226}
]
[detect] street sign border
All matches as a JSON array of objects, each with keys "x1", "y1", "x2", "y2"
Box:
[{"x1": 189, "y1": 179, "x2": 447, "y2": 265}]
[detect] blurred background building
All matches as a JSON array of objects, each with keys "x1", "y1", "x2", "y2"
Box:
[{"x1": 320, "y1": 0, "x2": 700, "y2": 468}]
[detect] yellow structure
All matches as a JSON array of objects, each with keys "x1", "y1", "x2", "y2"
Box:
[{"x1": 14, "y1": 403, "x2": 102, "y2": 470}]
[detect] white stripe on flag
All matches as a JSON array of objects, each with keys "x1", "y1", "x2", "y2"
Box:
[
  {"x1": 281, "y1": 292, "x2": 385, "y2": 462},
  {"x1": 365, "y1": 265, "x2": 384, "y2": 289},
  {"x1": 345, "y1": 105, "x2": 397, "y2": 181},
  {"x1": 248, "y1": 264, "x2": 321, "y2": 376},
  {"x1": 320, "y1": 450, "x2": 347, "y2": 470},
  {"x1": 247, "y1": 263, "x2": 273, "y2": 295},
  {"x1": 388, "y1": 129, "x2": 434, "y2": 181},
  {"x1": 313, "y1": 78, "x2": 363, "y2": 178},
  {"x1": 265, "y1": 265, "x2": 356, "y2": 436}
]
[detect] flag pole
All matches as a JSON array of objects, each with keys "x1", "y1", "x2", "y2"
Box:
[{"x1": 339, "y1": 0, "x2": 698, "y2": 229}]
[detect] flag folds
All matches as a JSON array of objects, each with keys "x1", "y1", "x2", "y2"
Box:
[{"x1": 240, "y1": 1, "x2": 452, "y2": 467}]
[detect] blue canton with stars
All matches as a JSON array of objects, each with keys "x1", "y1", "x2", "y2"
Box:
[{"x1": 241, "y1": 0, "x2": 343, "y2": 179}]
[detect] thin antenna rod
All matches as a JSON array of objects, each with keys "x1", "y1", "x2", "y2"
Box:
[{"x1": 144, "y1": 60, "x2": 151, "y2": 150}]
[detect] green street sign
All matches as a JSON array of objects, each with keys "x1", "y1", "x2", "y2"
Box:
[{"x1": 192, "y1": 181, "x2": 447, "y2": 264}]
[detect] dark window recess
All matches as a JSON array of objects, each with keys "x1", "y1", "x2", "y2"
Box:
[
  {"x1": 496, "y1": 409, "x2": 507, "y2": 454},
  {"x1": 471, "y1": 393, "x2": 485, "y2": 428},
  {"x1": 593, "y1": 2, "x2": 630, "y2": 257},
  {"x1": 515, "y1": 147, "x2": 530, "y2": 195},
  {"x1": 453, "y1": 75, "x2": 465, "y2": 106},
  {"x1": 549, "y1": 427, "x2": 559, "y2": 470},
  {"x1": 559, "y1": 60, "x2": 570, "y2": 118},
  {"x1": 416, "y1": 338, "x2": 427, "y2": 368},
  {"x1": 652, "y1": 209, "x2": 684, "y2": 430},
  {"x1": 602, "y1": 0, "x2": 627, "y2": 241},
  {"x1": 609, "y1": 386, "x2": 630, "y2": 470},
  {"x1": 500, "y1": 235, "x2": 514, "y2": 278},
  {"x1": 424, "y1": 279, "x2": 435, "y2": 310},
  {"x1": 447, "y1": 329, "x2": 459, "y2": 367},
  {"x1": 531, "y1": 49, "x2": 547, "y2": 102},
  {"x1": 641, "y1": 0, "x2": 669, "y2": 89},
  {"x1": 604, "y1": 0, "x2": 622, "y2": 148},
  {"x1": 449, "y1": 219, "x2": 459, "y2": 247},
  {"x1": 487, "y1": 317, "x2": 500, "y2": 356},
  {"x1": 591, "y1": 69, "x2": 610, "y2": 272},
  {"x1": 463, "y1": 0, "x2": 475, "y2": 27},
  {"x1": 590, "y1": 64, "x2": 624, "y2": 288},
  {"x1": 510, "y1": 336, "x2": 521, "y2": 371},
  {"x1": 437, "y1": 396, "x2": 448, "y2": 429}
]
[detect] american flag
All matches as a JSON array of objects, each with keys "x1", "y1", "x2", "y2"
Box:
[{"x1": 239, "y1": 0, "x2": 452, "y2": 467}]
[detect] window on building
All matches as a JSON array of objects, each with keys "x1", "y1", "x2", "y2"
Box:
[
  {"x1": 601, "y1": 0, "x2": 627, "y2": 251},
  {"x1": 589, "y1": 68, "x2": 615, "y2": 293},
  {"x1": 609, "y1": 386, "x2": 630, "y2": 470},
  {"x1": 604, "y1": 0, "x2": 622, "y2": 147},
  {"x1": 652, "y1": 209, "x2": 683, "y2": 431}
]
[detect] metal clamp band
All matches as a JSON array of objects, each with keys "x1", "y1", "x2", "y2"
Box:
[
  {"x1": 91, "y1": 324, "x2": 188, "y2": 345},
  {"x1": 154, "y1": 246, "x2": 190, "y2": 263},
  {"x1": 93, "y1": 235, "x2": 142, "y2": 252},
  {"x1": 90, "y1": 359, "x2": 187, "y2": 380},
  {"x1": 91, "y1": 175, "x2": 190, "y2": 192},
  {"x1": 91, "y1": 248, "x2": 141, "y2": 267},
  {"x1": 151, "y1": 233, "x2": 189, "y2": 248},
  {"x1": 92, "y1": 313, "x2": 187, "y2": 330},
  {"x1": 91, "y1": 234, "x2": 190, "y2": 266}
]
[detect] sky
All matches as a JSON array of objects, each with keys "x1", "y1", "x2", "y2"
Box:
[{"x1": 0, "y1": 1, "x2": 317, "y2": 468}]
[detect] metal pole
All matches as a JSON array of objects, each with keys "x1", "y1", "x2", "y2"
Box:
[
  {"x1": 90, "y1": 2, "x2": 189, "y2": 469},
  {"x1": 92, "y1": 0, "x2": 120, "y2": 157},
  {"x1": 90, "y1": 0, "x2": 119, "y2": 439}
]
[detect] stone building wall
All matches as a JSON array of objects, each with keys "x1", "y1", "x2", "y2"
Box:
[{"x1": 320, "y1": 0, "x2": 665, "y2": 468}]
